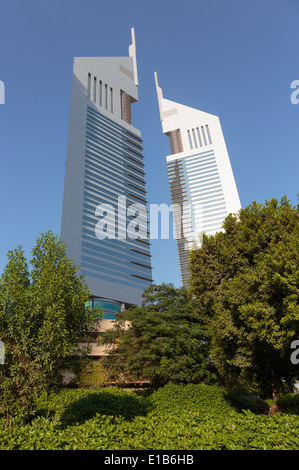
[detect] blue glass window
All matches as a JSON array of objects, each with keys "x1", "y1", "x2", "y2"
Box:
[{"x1": 93, "y1": 299, "x2": 121, "y2": 320}]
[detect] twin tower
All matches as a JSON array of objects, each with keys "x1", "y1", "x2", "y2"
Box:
[{"x1": 61, "y1": 29, "x2": 241, "y2": 321}]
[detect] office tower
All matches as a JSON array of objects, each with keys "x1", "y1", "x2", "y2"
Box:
[
  {"x1": 155, "y1": 73, "x2": 241, "y2": 286},
  {"x1": 61, "y1": 29, "x2": 152, "y2": 326}
]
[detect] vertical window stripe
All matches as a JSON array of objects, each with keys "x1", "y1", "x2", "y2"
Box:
[
  {"x1": 206, "y1": 124, "x2": 212, "y2": 144},
  {"x1": 192, "y1": 128, "x2": 198, "y2": 148},
  {"x1": 110, "y1": 87, "x2": 113, "y2": 113},
  {"x1": 196, "y1": 127, "x2": 203, "y2": 147},
  {"x1": 187, "y1": 130, "x2": 193, "y2": 150},
  {"x1": 93, "y1": 76, "x2": 97, "y2": 102},
  {"x1": 87, "y1": 73, "x2": 91, "y2": 99},
  {"x1": 99, "y1": 80, "x2": 102, "y2": 106},
  {"x1": 201, "y1": 126, "x2": 207, "y2": 146}
]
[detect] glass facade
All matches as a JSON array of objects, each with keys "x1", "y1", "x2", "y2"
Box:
[
  {"x1": 167, "y1": 149, "x2": 228, "y2": 286},
  {"x1": 155, "y1": 72, "x2": 241, "y2": 287},
  {"x1": 80, "y1": 106, "x2": 152, "y2": 291},
  {"x1": 93, "y1": 298, "x2": 121, "y2": 320},
  {"x1": 61, "y1": 33, "x2": 153, "y2": 309}
]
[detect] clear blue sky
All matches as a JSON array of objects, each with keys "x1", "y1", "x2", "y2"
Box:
[{"x1": 0, "y1": 0, "x2": 298, "y2": 287}]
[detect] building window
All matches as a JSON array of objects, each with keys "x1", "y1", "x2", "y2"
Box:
[
  {"x1": 201, "y1": 126, "x2": 207, "y2": 146},
  {"x1": 92, "y1": 298, "x2": 121, "y2": 320},
  {"x1": 105, "y1": 84, "x2": 108, "y2": 110},
  {"x1": 168, "y1": 129, "x2": 183, "y2": 154},
  {"x1": 196, "y1": 127, "x2": 203, "y2": 147},
  {"x1": 87, "y1": 73, "x2": 91, "y2": 99},
  {"x1": 205, "y1": 124, "x2": 212, "y2": 144},
  {"x1": 99, "y1": 80, "x2": 103, "y2": 106},
  {"x1": 121, "y1": 90, "x2": 132, "y2": 124},
  {"x1": 93, "y1": 76, "x2": 97, "y2": 103},
  {"x1": 192, "y1": 129, "x2": 198, "y2": 148},
  {"x1": 187, "y1": 130, "x2": 193, "y2": 150},
  {"x1": 110, "y1": 87, "x2": 113, "y2": 113}
]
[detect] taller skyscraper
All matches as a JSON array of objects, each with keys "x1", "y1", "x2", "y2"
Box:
[
  {"x1": 155, "y1": 73, "x2": 241, "y2": 286},
  {"x1": 61, "y1": 29, "x2": 152, "y2": 322}
]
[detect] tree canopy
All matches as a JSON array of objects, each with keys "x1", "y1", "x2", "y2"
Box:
[
  {"x1": 101, "y1": 283, "x2": 215, "y2": 388},
  {"x1": 0, "y1": 231, "x2": 97, "y2": 422},
  {"x1": 189, "y1": 196, "x2": 299, "y2": 397}
]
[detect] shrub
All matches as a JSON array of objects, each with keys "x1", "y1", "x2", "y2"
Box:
[
  {"x1": 276, "y1": 393, "x2": 299, "y2": 414},
  {"x1": 225, "y1": 390, "x2": 269, "y2": 415},
  {"x1": 1, "y1": 384, "x2": 299, "y2": 450},
  {"x1": 76, "y1": 360, "x2": 110, "y2": 389},
  {"x1": 149, "y1": 383, "x2": 236, "y2": 418}
]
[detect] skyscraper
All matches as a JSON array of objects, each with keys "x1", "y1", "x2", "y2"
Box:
[
  {"x1": 155, "y1": 73, "x2": 241, "y2": 286},
  {"x1": 61, "y1": 29, "x2": 152, "y2": 324}
]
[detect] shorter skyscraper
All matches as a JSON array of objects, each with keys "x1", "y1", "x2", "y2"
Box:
[{"x1": 155, "y1": 73, "x2": 241, "y2": 285}]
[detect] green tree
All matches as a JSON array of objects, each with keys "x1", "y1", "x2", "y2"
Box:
[
  {"x1": 0, "y1": 231, "x2": 97, "y2": 423},
  {"x1": 189, "y1": 196, "x2": 299, "y2": 398},
  {"x1": 101, "y1": 283, "x2": 215, "y2": 388}
]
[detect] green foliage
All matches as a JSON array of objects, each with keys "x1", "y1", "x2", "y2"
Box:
[
  {"x1": 276, "y1": 393, "x2": 299, "y2": 414},
  {"x1": 189, "y1": 196, "x2": 299, "y2": 397},
  {"x1": 76, "y1": 359, "x2": 111, "y2": 389},
  {"x1": 0, "y1": 384, "x2": 299, "y2": 450},
  {"x1": 149, "y1": 383, "x2": 234, "y2": 417},
  {"x1": 225, "y1": 390, "x2": 269, "y2": 415},
  {"x1": 59, "y1": 388, "x2": 150, "y2": 426},
  {"x1": 101, "y1": 283, "x2": 215, "y2": 387},
  {"x1": 0, "y1": 231, "x2": 98, "y2": 423}
]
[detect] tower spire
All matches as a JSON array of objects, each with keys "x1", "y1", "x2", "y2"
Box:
[
  {"x1": 154, "y1": 71, "x2": 164, "y2": 121},
  {"x1": 129, "y1": 28, "x2": 138, "y2": 86}
]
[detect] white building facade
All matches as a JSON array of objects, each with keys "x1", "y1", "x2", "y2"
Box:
[
  {"x1": 155, "y1": 73, "x2": 241, "y2": 285},
  {"x1": 61, "y1": 30, "x2": 152, "y2": 322}
]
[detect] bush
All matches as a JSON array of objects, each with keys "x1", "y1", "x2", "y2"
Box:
[
  {"x1": 225, "y1": 390, "x2": 269, "y2": 415},
  {"x1": 276, "y1": 393, "x2": 299, "y2": 414},
  {"x1": 149, "y1": 383, "x2": 234, "y2": 418},
  {"x1": 1, "y1": 384, "x2": 299, "y2": 450},
  {"x1": 76, "y1": 360, "x2": 110, "y2": 389}
]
